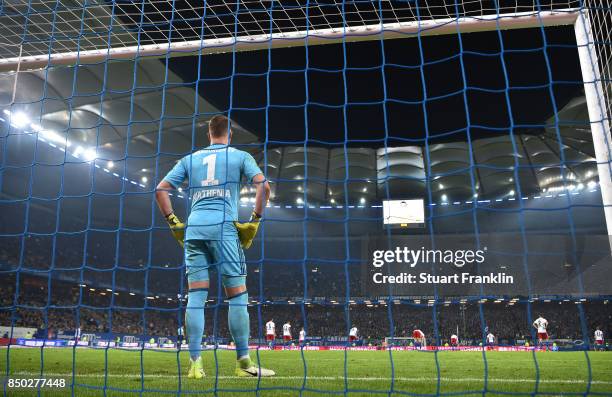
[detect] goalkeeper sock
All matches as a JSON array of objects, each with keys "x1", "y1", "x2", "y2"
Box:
[
  {"x1": 186, "y1": 288, "x2": 208, "y2": 361},
  {"x1": 228, "y1": 291, "x2": 250, "y2": 359},
  {"x1": 237, "y1": 356, "x2": 252, "y2": 369}
]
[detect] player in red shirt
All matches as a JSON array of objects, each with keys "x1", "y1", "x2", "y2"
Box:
[
  {"x1": 450, "y1": 334, "x2": 458, "y2": 349},
  {"x1": 412, "y1": 329, "x2": 426, "y2": 348}
]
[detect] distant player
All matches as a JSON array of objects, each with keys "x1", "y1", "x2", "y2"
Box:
[
  {"x1": 412, "y1": 329, "x2": 426, "y2": 347},
  {"x1": 450, "y1": 334, "x2": 458, "y2": 348},
  {"x1": 349, "y1": 326, "x2": 359, "y2": 344},
  {"x1": 533, "y1": 315, "x2": 549, "y2": 346},
  {"x1": 283, "y1": 321, "x2": 292, "y2": 344},
  {"x1": 486, "y1": 332, "x2": 496, "y2": 346},
  {"x1": 265, "y1": 319, "x2": 276, "y2": 347},
  {"x1": 299, "y1": 328, "x2": 306, "y2": 345},
  {"x1": 594, "y1": 327, "x2": 604, "y2": 351},
  {"x1": 177, "y1": 326, "x2": 184, "y2": 346},
  {"x1": 156, "y1": 115, "x2": 274, "y2": 379}
]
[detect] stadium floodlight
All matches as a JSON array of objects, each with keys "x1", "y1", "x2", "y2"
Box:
[
  {"x1": 9, "y1": 111, "x2": 28, "y2": 128},
  {"x1": 72, "y1": 146, "x2": 84, "y2": 158},
  {"x1": 39, "y1": 129, "x2": 70, "y2": 147},
  {"x1": 83, "y1": 148, "x2": 97, "y2": 161}
]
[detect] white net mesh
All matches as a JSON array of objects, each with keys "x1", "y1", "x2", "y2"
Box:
[{"x1": 0, "y1": 0, "x2": 580, "y2": 64}]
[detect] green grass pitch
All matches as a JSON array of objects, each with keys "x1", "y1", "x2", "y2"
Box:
[{"x1": 1, "y1": 348, "x2": 611, "y2": 396}]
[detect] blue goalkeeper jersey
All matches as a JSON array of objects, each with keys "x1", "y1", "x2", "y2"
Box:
[{"x1": 163, "y1": 143, "x2": 262, "y2": 241}]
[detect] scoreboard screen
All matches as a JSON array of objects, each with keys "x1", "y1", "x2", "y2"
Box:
[{"x1": 382, "y1": 199, "x2": 425, "y2": 228}]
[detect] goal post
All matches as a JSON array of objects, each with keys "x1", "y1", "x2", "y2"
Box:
[
  {"x1": 0, "y1": 9, "x2": 580, "y2": 73},
  {"x1": 574, "y1": 9, "x2": 612, "y2": 237}
]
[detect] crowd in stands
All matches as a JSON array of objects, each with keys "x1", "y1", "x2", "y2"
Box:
[
  {"x1": 0, "y1": 235, "x2": 361, "y2": 299},
  {"x1": 1, "y1": 274, "x2": 609, "y2": 345},
  {"x1": 0, "y1": 276, "x2": 177, "y2": 337}
]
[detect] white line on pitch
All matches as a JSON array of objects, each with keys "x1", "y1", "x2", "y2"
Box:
[{"x1": 10, "y1": 373, "x2": 612, "y2": 385}]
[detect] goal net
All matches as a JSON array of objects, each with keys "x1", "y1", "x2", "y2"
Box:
[
  {"x1": 1, "y1": 0, "x2": 611, "y2": 394},
  {"x1": 0, "y1": 0, "x2": 582, "y2": 71}
]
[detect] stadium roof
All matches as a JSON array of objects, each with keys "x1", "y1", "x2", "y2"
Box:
[
  {"x1": 0, "y1": 63, "x2": 597, "y2": 206},
  {"x1": 0, "y1": 16, "x2": 598, "y2": 208},
  {"x1": 0, "y1": 58, "x2": 258, "y2": 182},
  {"x1": 259, "y1": 94, "x2": 596, "y2": 205}
]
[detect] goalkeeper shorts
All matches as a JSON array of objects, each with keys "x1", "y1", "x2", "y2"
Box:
[{"x1": 184, "y1": 239, "x2": 246, "y2": 283}]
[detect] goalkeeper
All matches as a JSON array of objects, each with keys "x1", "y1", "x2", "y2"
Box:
[{"x1": 155, "y1": 115, "x2": 273, "y2": 379}]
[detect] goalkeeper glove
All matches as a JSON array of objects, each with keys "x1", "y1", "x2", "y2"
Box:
[
  {"x1": 234, "y1": 211, "x2": 261, "y2": 249},
  {"x1": 165, "y1": 212, "x2": 185, "y2": 247}
]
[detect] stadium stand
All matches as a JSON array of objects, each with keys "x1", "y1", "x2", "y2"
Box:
[{"x1": 1, "y1": 272, "x2": 609, "y2": 347}]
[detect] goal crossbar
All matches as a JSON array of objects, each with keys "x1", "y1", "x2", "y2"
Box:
[{"x1": 0, "y1": 9, "x2": 579, "y2": 73}]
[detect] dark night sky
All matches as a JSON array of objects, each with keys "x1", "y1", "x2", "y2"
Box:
[{"x1": 167, "y1": 25, "x2": 584, "y2": 146}]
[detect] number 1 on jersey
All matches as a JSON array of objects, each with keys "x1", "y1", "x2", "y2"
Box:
[{"x1": 202, "y1": 154, "x2": 217, "y2": 186}]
